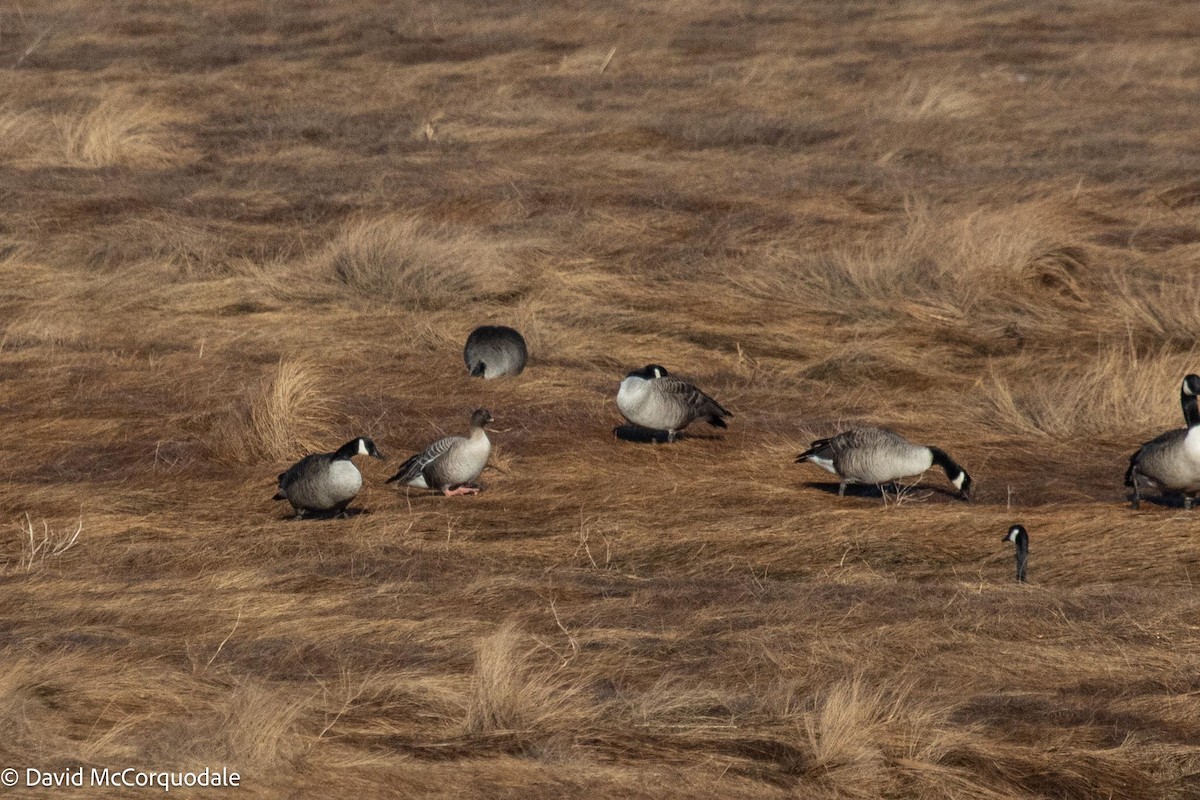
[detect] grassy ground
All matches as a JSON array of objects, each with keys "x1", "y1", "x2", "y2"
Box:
[{"x1": 2, "y1": 0, "x2": 1200, "y2": 797}]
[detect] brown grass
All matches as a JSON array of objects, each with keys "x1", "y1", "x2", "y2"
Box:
[
  {"x1": 3, "y1": 0, "x2": 1200, "y2": 797},
  {"x1": 58, "y1": 92, "x2": 184, "y2": 168},
  {"x1": 323, "y1": 215, "x2": 520, "y2": 310},
  {"x1": 209, "y1": 358, "x2": 333, "y2": 464}
]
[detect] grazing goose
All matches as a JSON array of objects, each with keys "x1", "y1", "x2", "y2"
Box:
[
  {"x1": 1003, "y1": 524, "x2": 1029, "y2": 583},
  {"x1": 386, "y1": 409, "x2": 493, "y2": 495},
  {"x1": 795, "y1": 427, "x2": 972, "y2": 501},
  {"x1": 1125, "y1": 378, "x2": 1200, "y2": 509},
  {"x1": 616, "y1": 364, "x2": 731, "y2": 442},
  {"x1": 464, "y1": 325, "x2": 527, "y2": 378},
  {"x1": 274, "y1": 437, "x2": 384, "y2": 519}
]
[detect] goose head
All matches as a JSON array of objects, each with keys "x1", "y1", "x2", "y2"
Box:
[{"x1": 628, "y1": 364, "x2": 669, "y2": 380}]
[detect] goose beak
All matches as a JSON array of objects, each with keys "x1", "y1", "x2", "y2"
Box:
[{"x1": 958, "y1": 488, "x2": 971, "y2": 502}]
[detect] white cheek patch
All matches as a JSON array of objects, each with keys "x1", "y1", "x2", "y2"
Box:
[
  {"x1": 952, "y1": 473, "x2": 966, "y2": 490},
  {"x1": 358, "y1": 440, "x2": 369, "y2": 456}
]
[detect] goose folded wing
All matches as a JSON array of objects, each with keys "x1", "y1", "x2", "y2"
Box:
[
  {"x1": 659, "y1": 376, "x2": 730, "y2": 417},
  {"x1": 389, "y1": 436, "x2": 458, "y2": 483}
]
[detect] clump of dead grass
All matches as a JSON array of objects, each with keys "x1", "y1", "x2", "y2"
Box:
[
  {"x1": 984, "y1": 345, "x2": 1198, "y2": 439},
  {"x1": 1105, "y1": 266, "x2": 1200, "y2": 346},
  {"x1": 209, "y1": 358, "x2": 332, "y2": 464},
  {"x1": 785, "y1": 678, "x2": 1000, "y2": 800},
  {"x1": 323, "y1": 215, "x2": 520, "y2": 310},
  {"x1": 883, "y1": 79, "x2": 980, "y2": 121},
  {"x1": 57, "y1": 92, "x2": 184, "y2": 168},
  {"x1": 728, "y1": 199, "x2": 1085, "y2": 340},
  {"x1": 463, "y1": 622, "x2": 597, "y2": 757}
]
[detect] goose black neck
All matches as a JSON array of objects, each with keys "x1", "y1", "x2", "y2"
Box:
[
  {"x1": 1014, "y1": 531, "x2": 1028, "y2": 583},
  {"x1": 333, "y1": 439, "x2": 361, "y2": 460},
  {"x1": 1183, "y1": 390, "x2": 1200, "y2": 428},
  {"x1": 929, "y1": 447, "x2": 962, "y2": 479}
]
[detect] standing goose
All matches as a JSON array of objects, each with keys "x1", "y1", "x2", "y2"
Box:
[
  {"x1": 795, "y1": 427, "x2": 972, "y2": 501},
  {"x1": 1180, "y1": 373, "x2": 1200, "y2": 426},
  {"x1": 1003, "y1": 524, "x2": 1029, "y2": 583},
  {"x1": 1125, "y1": 377, "x2": 1200, "y2": 509},
  {"x1": 616, "y1": 364, "x2": 731, "y2": 442},
  {"x1": 464, "y1": 325, "x2": 527, "y2": 379},
  {"x1": 274, "y1": 437, "x2": 384, "y2": 518},
  {"x1": 386, "y1": 409, "x2": 493, "y2": 495}
]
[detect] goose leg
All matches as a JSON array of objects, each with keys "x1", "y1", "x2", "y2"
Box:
[
  {"x1": 1130, "y1": 482, "x2": 1141, "y2": 510},
  {"x1": 666, "y1": 430, "x2": 677, "y2": 443},
  {"x1": 838, "y1": 481, "x2": 847, "y2": 497},
  {"x1": 443, "y1": 484, "x2": 482, "y2": 497},
  {"x1": 1185, "y1": 495, "x2": 1195, "y2": 511}
]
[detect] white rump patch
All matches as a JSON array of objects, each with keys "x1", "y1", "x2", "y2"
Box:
[
  {"x1": 807, "y1": 455, "x2": 839, "y2": 475},
  {"x1": 409, "y1": 474, "x2": 429, "y2": 489}
]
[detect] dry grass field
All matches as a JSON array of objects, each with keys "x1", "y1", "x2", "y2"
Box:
[{"x1": 3, "y1": 0, "x2": 1200, "y2": 797}]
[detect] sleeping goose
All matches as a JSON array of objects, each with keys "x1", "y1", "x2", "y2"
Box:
[
  {"x1": 464, "y1": 325, "x2": 527, "y2": 378},
  {"x1": 273, "y1": 437, "x2": 384, "y2": 518},
  {"x1": 386, "y1": 409, "x2": 493, "y2": 495},
  {"x1": 616, "y1": 364, "x2": 731, "y2": 442},
  {"x1": 1125, "y1": 377, "x2": 1200, "y2": 509},
  {"x1": 795, "y1": 427, "x2": 972, "y2": 501}
]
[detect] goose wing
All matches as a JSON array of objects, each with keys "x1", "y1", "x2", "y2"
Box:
[
  {"x1": 796, "y1": 437, "x2": 835, "y2": 462},
  {"x1": 657, "y1": 376, "x2": 731, "y2": 420},
  {"x1": 1126, "y1": 428, "x2": 1188, "y2": 485},
  {"x1": 385, "y1": 436, "x2": 459, "y2": 484},
  {"x1": 275, "y1": 453, "x2": 323, "y2": 498}
]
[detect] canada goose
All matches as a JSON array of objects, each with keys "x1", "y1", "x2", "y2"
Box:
[
  {"x1": 386, "y1": 409, "x2": 493, "y2": 495},
  {"x1": 795, "y1": 427, "x2": 972, "y2": 501},
  {"x1": 616, "y1": 364, "x2": 731, "y2": 442},
  {"x1": 1003, "y1": 524, "x2": 1028, "y2": 583},
  {"x1": 1125, "y1": 378, "x2": 1200, "y2": 509},
  {"x1": 1181, "y1": 373, "x2": 1200, "y2": 426},
  {"x1": 464, "y1": 325, "x2": 527, "y2": 378},
  {"x1": 273, "y1": 437, "x2": 384, "y2": 518}
]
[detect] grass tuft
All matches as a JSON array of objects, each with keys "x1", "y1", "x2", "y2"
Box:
[
  {"x1": 463, "y1": 623, "x2": 596, "y2": 757},
  {"x1": 323, "y1": 215, "x2": 520, "y2": 310},
  {"x1": 57, "y1": 93, "x2": 183, "y2": 168},
  {"x1": 209, "y1": 359, "x2": 332, "y2": 464}
]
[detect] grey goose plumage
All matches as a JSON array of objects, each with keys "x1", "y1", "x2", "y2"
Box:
[
  {"x1": 616, "y1": 364, "x2": 731, "y2": 442},
  {"x1": 1003, "y1": 524, "x2": 1028, "y2": 583},
  {"x1": 274, "y1": 437, "x2": 384, "y2": 518},
  {"x1": 1125, "y1": 374, "x2": 1200, "y2": 509},
  {"x1": 795, "y1": 427, "x2": 972, "y2": 501},
  {"x1": 386, "y1": 409, "x2": 493, "y2": 495},
  {"x1": 464, "y1": 325, "x2": 527, "y2": 379}
]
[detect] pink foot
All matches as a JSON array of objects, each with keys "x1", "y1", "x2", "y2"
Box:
[{"x1": 442, "y1": 485, "x2": 482, "y2": 496}]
